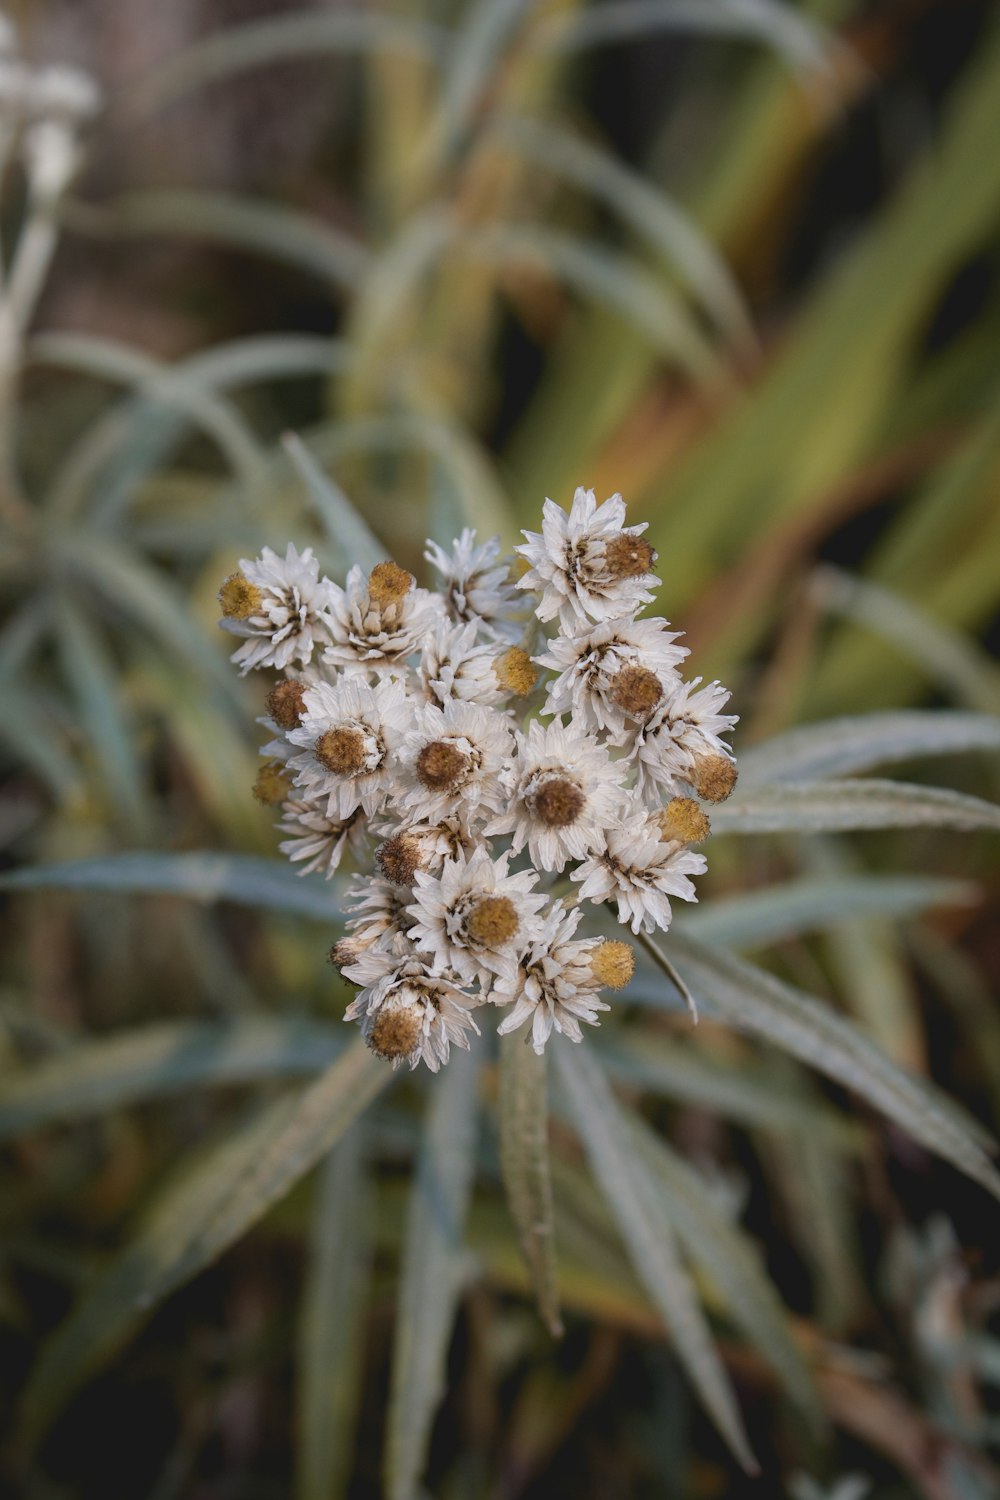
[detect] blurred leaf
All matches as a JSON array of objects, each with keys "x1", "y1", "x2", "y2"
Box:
[
  {"x1": 297, "y1": 1132, "x2": 371, "y2": 1500},
  {"x1": 532, "y1": 0, "x2": 833, "y2": 72},
  {"x1": 22, "y1": 1041, "x2": 387, "y2": 1441},
  {"x1": 665, "y1": 934, "x2": 1000, "y2": 1198},
  {"x1": 711, "y1": 779, "x2": 1000, "y2": 835},
  {"x1": 679, "y1": 874, "x2": 978, "y2": 949},
  {"x1": 628, "y1": 1116, "x2": 824, "y2": 1431},
  {"x1": 283, "y1": 433, "x2": 383, "y2": 570},
  {"x1": 499, "y1": 1033, "x2": 562, "y2": 1336},
  {"x1": 495, "y1": 114, "x2": 754, "y2": 349},
  {"x1": 739, "y1": 710, "x2": 1000, "y2": 786},
  {"x1": 0, "y1": 851, "x2": 339, "y2": 919},
  {"x1": 0, "y1": 1017, "x2": 345, "y2": 1141},
  {"x1": 99, "y1": 189, "x2": 368, "y2": 291},
  {"x1": 0, "y1": 675, "x2": 81, "y2": 802},
  {"x1": 127, "y1": 10, "x2": 448, "y2": 117},
  {"x1": 386, "y1": 1048, "x2": 479, "y2": 1500},
  {"x1": 418, "y1": 0, "x2": 536, "y2": 174},
  {"x1": 554, "y1": 1039, "x2": 757, "y2": 1472}
]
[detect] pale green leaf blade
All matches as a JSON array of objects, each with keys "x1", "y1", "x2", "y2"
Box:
[
  {"x1": 678, "y1": 874, "x2": 978, "y2": 949},
  {"x1": 553, "y1": 1041, "x2": 756, "y2": 1472},
  {"x1": 0, "y1": 852, "x2": 339, "y2": 920},
  {"x1": 499, "y1": 1033, "x2": 562, "y2": 1336},
  {"x1": 738, "y1": 710, "x2": 1000, "y2": 786},
  {"x1": 23, "y1": 1041, "x2": 388, "y2": 1440},
  {"x1": 386, "y1": 1048, "x2": 479, "y2": 1500},
  {"x1": 0, "y1": 1017, "x2": 343, "y2": 1141},
  {"x1": 420, "y1": 0, "x2": 535, "y2": 171},
  {"x1": 282, "y1": 433, "x2": 384, "y2": 569},
  {"x1": 0, "y1": 677, "x2": 80, "y2": 801},
  {"x1": 297, "y1": 1133, "x2": 371, "y2": 1500},
  {"x1": 628, "y1": 1118, "x2": 823, "y2": 1431},
  {"x1": 666, "y1": 934, "x2": 1000, "y2": 1196},
  {"x1": 711, "y1": 779, "x2": 1000, "y2": 835}
]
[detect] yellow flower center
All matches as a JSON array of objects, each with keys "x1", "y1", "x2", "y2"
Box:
[
  {"x1": 494, "y1": 647, "x2": 536, "y2": 696},
  {"x1": 658, "y1": 797, "x2": 711, "y2": 844},
  {"x1": 368, "y1": 561, "x2": 414, "y2": 607},
  {"x1": 252, "y1": 760, "x2": 292, "y2": 806},
  {"x1": 218, "y1": 571, "x2": 263, "y2": 619},
  {"x1": 316, "y1": 727, "x2": 367, "y2": 775},
  {"x1": 692, "y1": 753, "x2": 737, "y2": 804},
  {"x1": 590, "y1": 940, "x2": 635, "y2": 990},
  {"x1": 609, "y1": 664, "x2": 662, "y2": 720},
  {"x1": 465, "y1": 895, "x2": 519, "y2": 948}
]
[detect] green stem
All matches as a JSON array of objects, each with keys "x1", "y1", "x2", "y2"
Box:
[{"x1": 636, "y1": 928, "x2": 698, "y2": 1023}]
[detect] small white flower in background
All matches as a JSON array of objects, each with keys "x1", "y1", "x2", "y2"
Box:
[{"x1": 221, "y1": 495, "x2": 737, "y2": 1070}]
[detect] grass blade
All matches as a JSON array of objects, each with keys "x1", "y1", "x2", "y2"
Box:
[
  {"x1": 553, "y1": 1040, "x2": 757, "y2": 1472},
  {"x1": 22, "y1": 1041, "x2": 388, "y2": 1442},
  {"x1": 711, "y1": 779, "x2": 1000, "y2": 835},
  {"x1": 739, "y1": 710, "x2": 1000, "y2": 786},
  {"x1": 386, "y1": 1047, "x2": 479, "y2": 1500},
  {"x1": 499, "y1": 1033, "x2": 562, "y2": 1336},
  {"x1": 282, "y1": 433, "x2": 384, "y2": 569},
  {"x1": 297, "y1": 1132, "x2": 371, "y2": 1500}
]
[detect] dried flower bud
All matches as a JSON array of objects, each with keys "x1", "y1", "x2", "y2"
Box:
[
  {"x1": 494, "y1": 647, "x2": 536, "y2": 696},
  {"x1": 253, "y1": 760, "x2": 292, "y2": 805},
  {"x1": 416, "y1": 740, "x2": 469, "y2": 791},
  {"x1": 367, "y1": 1003, "x2": 423, "y2": 1060},
  {"x1": 603, "y1": 534, "x2": 656, "y2": 580},
  {"x1": 368, "y1": 561, "x2": 414, "y2": 607},
  {"x1": 692, "y1": 753, "x2": 737, "y2": 804},
  {"x1": 265, "y1": 678, "x2": 307, "y2": 730},
  {"x1": 376, "y1": 832, "x2": 424, "y2": 886},
  {"x1": 591, "y1": 940, "x2": 635, "y2": 990},
  {"x1": 658, "y1": 797, "x2": 711, "y2": 845},
  {"x1": 608, "y1": 664, "x2": 662, "y2": 721},
  {"x1": 315, "y1": 727, "x2": 366, "y2": 775},
  {"x1": 219, "y1": 571, "x2": 262, "y2": 620}
]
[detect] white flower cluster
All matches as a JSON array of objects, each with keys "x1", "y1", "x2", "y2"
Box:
[{"x1": 219, "y1": 490, "x2": 737, "y2": 1071}]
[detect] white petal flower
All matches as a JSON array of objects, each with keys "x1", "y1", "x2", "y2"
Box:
[
  {"x1": 332, "y1": 876, "x2": 417, "y2": 962},
  {"x1": 286, "y1": 674, "x2": 410, "y2": 820},
  {"x1": 425, "y1": 529, "x2": 525, "y2": 643},
  {"x1": 322, "y1": 562, "x2": 445, "y2": 677},
  {"x1": 416, "y1": 618, "x2": 505, "y2": 708},
  {"x1": 396, "y1": 698, "x2": 514, "y2": 826},
  {"x1": 626, "y1": 676, "x2": 738, "y2": 810},
  {"x1": 536, "y1": 615, "x2": 688, "y2": 734},
  {"x1": 483, "y1": 719, "x2": 629, "y2": 873},
  {"x1": 514, "y1": 488, "x2": 659, "y2": 631},
  {"x1": 219, "y1": 544, "x2": 337, "y2": 675},
  {"x1": 342, "y1": 950, "x2": 480, "y2": 1072},
  {"x1": 373, "y1": 818, "x2": 479, "y2": 885},
  {"x1": 572, "y1": 826, "x2": 706, "y2": 934},
  {"x1": 494, "y1": 905, "x2": 610, "y2": 1054},
  {"x1": 277, "y1": 799, "x2": 368, "y2": 879},
  {"x1": 406, "y1": 847, "x2": 548, "y2": 986}
]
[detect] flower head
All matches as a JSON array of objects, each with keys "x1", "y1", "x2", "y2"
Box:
[
  {"x1": 536, "y1": 615, "x2": 687, "y2": 734},
  {"x1": 397, "y1": 698, "x2": 514, "y2": 826},
  {"x1": 219, "y1": 545, "x2": 337, "y2": 675},
  {"x1": 342, "y1": 949, "x2": 480, "y2": 1072},
  {"x1": 286, "y1": 674, "x2": 409, "y2": 820},
  {"x1": 573, "y1": 825, "x2": 706, "y2": 934},
  {"x1": 625, "y1": 676, "x2": 738, "y2": 810},
  {"x1": 406, "y1": 847, "x2": 547, "y2": 986},
  {"x1": 323, "y1": 562, "x2": 445, "y2": 677},
  {"x1": 494, "y1": 905, "x2": 613, "y2": 1054},
  {"x1": 515, "y1": 488, "x2": 659, "y2": 631},
  {"x1": 425, "y1": 529, "x2": 524, "y2": 643}
]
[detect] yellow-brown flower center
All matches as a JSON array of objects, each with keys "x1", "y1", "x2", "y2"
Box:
[
  {"x1": 376, "y1": 833, "x2": 423, "y2": 885},
  {"x1": 252, "y1": 759, "x2": 292, "y2": 806},
  {"x1": 316, "y1": 726, "x2": 367, "y2": 775},
  {"x1": 368, "y1": 1005, "x2": 423, "y2": 1060},
  {"x1": 368, "y1": 560, "x2": 414, "y2": 607},
  {"x1": 590, "y1": 940, "x2": 635, "y2": 990},
  {"x1": 494, "y1": 647, "x2": 536, "y2": 696},
  {"x1": 658, "y1": 797, "x2": 711, "y2": 844},
  {"x1": 692, "y1": 753, "x2": 737, "y2": 804},
  {"x1": 265, "y1": 678, "x2": 307, "y2": 730},
  {"x1": 218, "y1": 571, "x2": 263, "y2": 619},
  {"x1": 416, "y1": 739, "x2": 469, "y2": 791},
  {"x1": 603, "y1": 534, "x2": 656, "y2": 580},
  {"x1": 465, "y1": 895, "x2": 519, "y2": 948},
  {"x1": 531, "y1": 775, "x2": 585, "y2": 828},
  {"x1": 609, "y1": 664, "x2": 662, "y2": 720}
]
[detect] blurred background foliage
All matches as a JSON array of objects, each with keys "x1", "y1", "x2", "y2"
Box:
[{"x1": 1, "y1": 0, "x2": 1000, "y2": 1496}]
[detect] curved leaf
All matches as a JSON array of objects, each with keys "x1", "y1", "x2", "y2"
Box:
[
  {"x1": 711, "y1": 779, "x2": 1000, "y2": 834},
  {"x1": 499, "y1": 1033, "x2": 562, "y2": 1336},
  {"x1": 739, "y1": 710, "x2": 1000, "y2": 786}
]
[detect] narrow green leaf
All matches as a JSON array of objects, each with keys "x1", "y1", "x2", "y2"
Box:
[
  {"x1": 0, "y1": 1017, "x2": 344, "y2": 1141},
  {"x1": 386, "y1": 1049, "x2": 479, "y2": 1500},
  {"x1": 665, "y1": 934, "x2": 1000, "y2": 1198},
  {"x1": 297, "y1": 1133, "x2": 371, "y2": 1500},
  {"x1": 0, "y1": 676, "x2": 81, "y2": 801},
  {"x1": 419, "y1": 0, "x2": 535, "y2": 171},
  {"x1": 553, "y1": 1040, "x2": 757, "y2": 1472},
  {"x1": 711, "y1": 779, "x2": 1000, "y2": 835},
  {"x1": 22, "y1": 1042, "x2": 388, "y2": 1441},
  {"x1": 739, "y1": 710, "x2": 1000, "y2": 786},
  {"x1": 628, "y1": 1117, "x2": 823, "y2": 1431},
  {"x1": 283, "y1": 433, "x2": 384, "y2": 569},
  {"x1": 126, "y1": 11, "x2": 447, "y2": 118},
  {"x1": 678, "y1": 874, "x2": 978, "y2": 949},
  {"x1": 499, "y1": 1033, "x2": 562, "y2": 1336},
  {"x1": 0, "y1": 852, "x2": 339, "y2": 920}
]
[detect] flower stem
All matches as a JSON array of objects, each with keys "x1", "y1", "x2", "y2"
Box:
[{"x1": 636, "y1": 930, "x2": 698, "y2": 1024}]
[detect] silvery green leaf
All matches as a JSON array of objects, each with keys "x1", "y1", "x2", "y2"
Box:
[
  {"x1": 628, "y1": 1118, "x2": 824, "y2": 1431},
  {"x1": 22, "y1": 1042, "x2": 387, "y2": 1441},
  {"x1": 665, "y1": 935, "x2": 1000, "y2": 1197},
  {"x1": 297, "y1": 1133, "x2": 371, "y2": 1500},
  {"x1": 283, "y1": 433, "x2": 384, "y2": 569},
  {"x1": 553, "y1": 1041, "x2": 757, "y2": 1472},
  {"x1": 386, "y1": 1049, "x2": 480, "y2": 1500},
  {"x1": 738, "y1": 710, "x2": 1000, "y2": 787},
  {"x1": 499, "y1": 1034, "x2": 562, "y2": 1336},
  {"x1": 419, "y1": 0, "x2": 535, "y2": 171},
  {"x1": 678, "y1": 874, "x2": 977, "y2": 949},
  {"x1": 0, "y1": 1017, "x2": 344, "y2": 1141},
  {"x1": 711, "y1": 779, "x2": 1000, "y2": 834},
  {"x1": 0, "y1": 852, "x2": 339, "y2": 920}
]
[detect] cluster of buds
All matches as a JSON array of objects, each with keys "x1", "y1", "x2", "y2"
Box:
[{"x1": 219, "y1": 489, "x2": 737, "y2": 1071}]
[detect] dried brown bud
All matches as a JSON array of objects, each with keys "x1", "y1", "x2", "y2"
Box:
[
  {"x1": 376, "y1": 833, "x2": 423, "y2": 886},
  {"x1": 658, "y1": 797, "x2": 711, "y2": 845},
  {"x1": 266, "y1": 678, "x2": 307, "y2": 730},
  {"x1": 591, "y1": 940, "x2": 635, "y2": 991},
  {"x1": 465, "y1": 895, "x2": 519, "y2": 948},
  {"x1": 368, "y1": 1004, "x2": 423, "y2": 1061},
  {"x1": 315, "y1": 727, "x2": 366, "y2": 775},
  {"x1": 531, "y1": 776, "x2": 585, "y2": 828},
  {"x1": 494, "y1": 647, "x2": 536, "y2": 696},
  {"x1": 603, "y1": 534, "x2": 656, "y2": 580},
  {"x1": 252, "y1": 760, "x2": 292, "y2": 806},
  {"x1": 692, "y1": 753, "x2": 737, "y2": 804},
  {"x1": 608, "y1": 664, "x2": 662, "y2": 721},
  {"x1": 368, "y1": 561, "x2": 414, "y2": 607},
  {"x1": 218, "y1": 571, "x2": 262, "y2": 619},
  {"x1": 416, "y1": 740, "x2": 469, "y2": 791},
  {"x1": 328, "y1": 937, "x2": 363, "y2": 969}
]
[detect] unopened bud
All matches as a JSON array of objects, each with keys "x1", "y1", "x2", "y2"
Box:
[{"x1": 658, "y1": 797, "x2": 711, "y2": 844}]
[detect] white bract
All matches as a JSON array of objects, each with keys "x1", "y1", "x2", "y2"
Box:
[{"x1": 221, "y1": 497, "x2": 736, "y2": 1070}]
